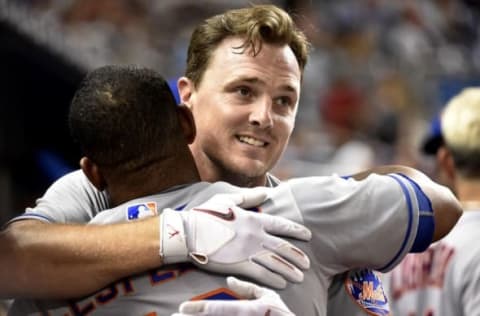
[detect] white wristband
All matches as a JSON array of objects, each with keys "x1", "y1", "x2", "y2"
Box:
[{"x1": 159, "y1": 208, "x2": 189, "y2": 264}]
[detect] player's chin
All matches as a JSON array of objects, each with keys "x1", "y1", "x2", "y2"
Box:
[{"x1": 231, "y1": 158, "x2": 271, "y2": 177}]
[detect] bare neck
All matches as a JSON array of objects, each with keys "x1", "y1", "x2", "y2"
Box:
[
  {"x1": 192, "y1": 151, "x2": 267, "y2": 188},
  {"x1": 198, "y1": 167, "x2": 268, "y2": 188},
  {"x1": 457, "y1": 177, "x2": 480, "y2": 210},
  {"x1": 107, "y1": 152, "x2": 201, "y2": 206}
]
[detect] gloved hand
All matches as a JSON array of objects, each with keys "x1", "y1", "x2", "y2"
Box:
[
  {"x1": 172, "y1": 276, "x2": 295, "y2": 316},
  {"x1": 159, "y1": 190, "x2": 311, "y2": 289}
]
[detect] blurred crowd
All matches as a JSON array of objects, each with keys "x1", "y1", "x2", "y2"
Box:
[{"x1": 1, "y1": 0, "x2": 480, "y2": 179}]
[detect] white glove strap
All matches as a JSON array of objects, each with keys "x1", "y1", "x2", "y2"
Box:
[{"x1": 159, "y1": 208, "x2": 188, "y2": 264}]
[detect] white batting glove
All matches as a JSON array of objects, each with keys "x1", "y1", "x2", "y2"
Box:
[
  {"x1": 159, "y1": 190, "x2": 311, "y2": 289},
  {"x1": 172, "y1": 276, "x2": 295, "y2": 316}
]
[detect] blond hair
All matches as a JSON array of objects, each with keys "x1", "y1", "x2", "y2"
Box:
[{"x1": 442, "y1": 87, "x2": 480, "y2": 176}]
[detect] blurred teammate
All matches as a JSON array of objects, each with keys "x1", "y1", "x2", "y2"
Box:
[
  {"x1": 8, "y1": 65, "x2": 460, "y2": 316},
  {"x1": 387, "y1": 88, "x2": 480, "y2": 316}
]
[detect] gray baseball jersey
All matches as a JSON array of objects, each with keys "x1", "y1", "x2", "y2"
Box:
[
  {"x1": 9, "y1": 173, "x2": 434, "y2": 316},
  {"x1": 386, "y1": 209, "x2": 480, "y2": 316}
]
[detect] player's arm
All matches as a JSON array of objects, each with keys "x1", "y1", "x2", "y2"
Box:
[
  {"x1": 349, "y1": 165, "x2": 462, "y2": 242},
  {"x1": 1, "y1": 191, "x2": 311, "y2": 300},
  {"x1": 0, "y1": 170, "x2": 125, "y2": 299},
  {"x1": 0, "y1": 217, "x2": 162, "y2": 299}
]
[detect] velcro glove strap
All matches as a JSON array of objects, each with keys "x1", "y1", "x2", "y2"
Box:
[{"x1": 159, "y1": 208, "x2": 188, "y2": 264}]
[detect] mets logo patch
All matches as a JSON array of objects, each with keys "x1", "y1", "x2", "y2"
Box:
[
  {"x1": 126, "y1": 202, "x2": 157, "y2": 221},
  {"x1": 345, "y1": 269, "x2": 391, "y2": 316}
]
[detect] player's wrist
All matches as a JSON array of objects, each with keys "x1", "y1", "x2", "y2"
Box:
[{"x1": 159, "y1": 208, "x2": 189, "y2": 264}]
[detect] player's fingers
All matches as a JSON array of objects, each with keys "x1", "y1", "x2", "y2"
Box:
[
  {"x1": 226, "y1": 276, "x2": 265, "y2": 299},
  {"x1": 204, "y1": 190, "x2": 267, "y2": 209},
  {"x1": 259, "y1": 213, "x2": 312, "y2": 241},
  {"x1": 262, "y1": 237, "x2": 310, "y2": 270},
  {"x1": 179, "y1": 300, "x2": 206, "y2": 313},
  {"x1": 236, "y1": 188, "x2": 269, "y2": 208},
  {"x1": 252, "y1": 251, "x2": 304, "y2": 283},
  {"x1": 241, "y1": 261, "x2": 288, "y2": 289}
]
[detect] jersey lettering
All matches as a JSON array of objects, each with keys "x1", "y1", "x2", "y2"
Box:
[
  {"x1": 48, "y1": 264, "x2": 195, "y2": 316},
  {"x1": 391, "y1": 242, "x2": 454, "y2": 300}
]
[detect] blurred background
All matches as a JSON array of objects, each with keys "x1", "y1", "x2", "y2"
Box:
[{"x1": 1, "y1": 0, "x2": 480, "y2": 225}]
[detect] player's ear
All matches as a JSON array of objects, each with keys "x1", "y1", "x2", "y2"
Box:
[
  {"x1": 177, "y1": 104, "x2": 196, "y2": 144},
  {"x1": 80, "y1": 157, "x2": 107, "y2": 191},
  {"x1": 437, "y1": 146, "x2": 456, "y2": 181},
  {"x1": 178, "y1": 76, "x2": 194, "y2": 110}
]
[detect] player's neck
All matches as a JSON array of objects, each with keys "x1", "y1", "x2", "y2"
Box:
[
  {"x1": 108, "y1": 154, "x2": 201, "y2": 206},
  {"x1": 457, "y1": 177, "x2": 480, "y2": 211},
  {"x1": 197, "y1": 164, "x2": 267, "y2": 187},
  {"x1": 189, "y1": 145, "x2": 268, "y2": 187}
]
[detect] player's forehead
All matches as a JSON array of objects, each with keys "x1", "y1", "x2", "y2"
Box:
[{"x1": 203, "y1": 36, "x2": 301, "y2": 93}]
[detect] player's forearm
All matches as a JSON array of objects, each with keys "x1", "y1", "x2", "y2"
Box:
[
  {"x1": 0, "y1": 218, "x2": 162, "y2": 299},
  {"x1": 351, "y1": 165, "x2": 462, "y2": 241}
]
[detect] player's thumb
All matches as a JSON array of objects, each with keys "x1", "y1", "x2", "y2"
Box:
[
  {"x1": 178, "y1": 300, "x2": 206, "y2": 313},
  {"x1": 236, "y1": 188, "x2": 268, "y2": 208},
  {"x1": 226, "y1": 276, "x2": 264, "y2": 299}
]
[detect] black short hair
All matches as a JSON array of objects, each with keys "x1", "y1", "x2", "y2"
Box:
[{"x1": 69, "y1": 65, "x2": 180, "y2": 173}]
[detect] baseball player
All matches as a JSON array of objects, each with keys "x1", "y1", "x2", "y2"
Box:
[
  {"x1": 386, "y1": 88, "x2": 480, "y2": 316},
  {"x1": 8, "y1": 65, "x2": 461, "y2": 316}
]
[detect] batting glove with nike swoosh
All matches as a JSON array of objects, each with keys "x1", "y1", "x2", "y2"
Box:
[
  {"x1": 171, "y1": 276, "x2": 295, "y2": 316},
  {"x1": 159, "y1": 190, "x2": 312, "y2": 289}
]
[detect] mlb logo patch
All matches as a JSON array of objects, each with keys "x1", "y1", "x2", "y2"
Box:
[{"x1": 127, "y1": 202, "x2": 157, "y2": 221}]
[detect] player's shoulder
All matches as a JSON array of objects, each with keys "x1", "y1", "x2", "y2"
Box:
[{"x1": 47, "y1": 169, "x2": 94, "y2": 191}]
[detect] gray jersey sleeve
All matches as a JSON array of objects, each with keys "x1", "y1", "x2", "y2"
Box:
[
  {"x1": 263, "y1": 173, "x2": 430, "y2": 273},
  {"x1": 8, "y1": 170, "x2": 110, "y2": 224}
]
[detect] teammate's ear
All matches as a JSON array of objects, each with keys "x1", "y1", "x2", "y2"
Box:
[
  {"x1": 437, "y1": 146, "x2": 456, "y2": 181},
  {"x1": 177, "y1": 104, "x2": 196, "y2": 144},
  {"x1": 178, "y1": 76, "x2": 193, "y2": 109},
  {"x1": 80, "y1": 157, "x2": 107, "y2": 191}
]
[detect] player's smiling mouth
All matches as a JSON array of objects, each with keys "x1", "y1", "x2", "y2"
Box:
[{"x1": 237, "y1": 135, "x2": 268, "y2": 147}]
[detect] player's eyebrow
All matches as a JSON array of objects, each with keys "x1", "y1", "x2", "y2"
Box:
[{"x1": 227, "y1": 76, "x2": 299, "y2": 94}]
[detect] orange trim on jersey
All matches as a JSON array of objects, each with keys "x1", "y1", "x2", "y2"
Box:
[{"x1": 190, "y1": 287, "x2": 241, "y2": 300}]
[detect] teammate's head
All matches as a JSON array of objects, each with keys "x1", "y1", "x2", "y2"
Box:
[
  {"x1": 441, "y1": 87, "x2": 480, "y2": 179},
  {"x1": 69, "y1": 65, "x2": 183, "y2": 172},
  {"x1": 69, "y1": 65, "x2": 197, "y2": 202},
  {"x1": 178, "y1": 4, "x2": 310, "y2": 187}
]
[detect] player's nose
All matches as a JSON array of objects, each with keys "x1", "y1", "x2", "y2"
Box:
[{"x1": 249, "y1": 98, "x2": 273, "y2": 129}]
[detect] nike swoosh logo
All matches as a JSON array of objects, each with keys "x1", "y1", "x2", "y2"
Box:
[{"x1": 192, "y1": 207, "x2": 236, "y2": 221}]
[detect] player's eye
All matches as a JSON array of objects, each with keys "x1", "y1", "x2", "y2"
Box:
[
  {"x1": 274, "y1": 96, "x2": 293, "y2": 108},
  {"x1": 236, "y1": 86, "x2": 253, "y2": 98}
]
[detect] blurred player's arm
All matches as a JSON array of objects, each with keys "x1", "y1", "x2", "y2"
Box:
[{"x1": 350, "y1": 165, "x2": 462, "y2": 241}]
